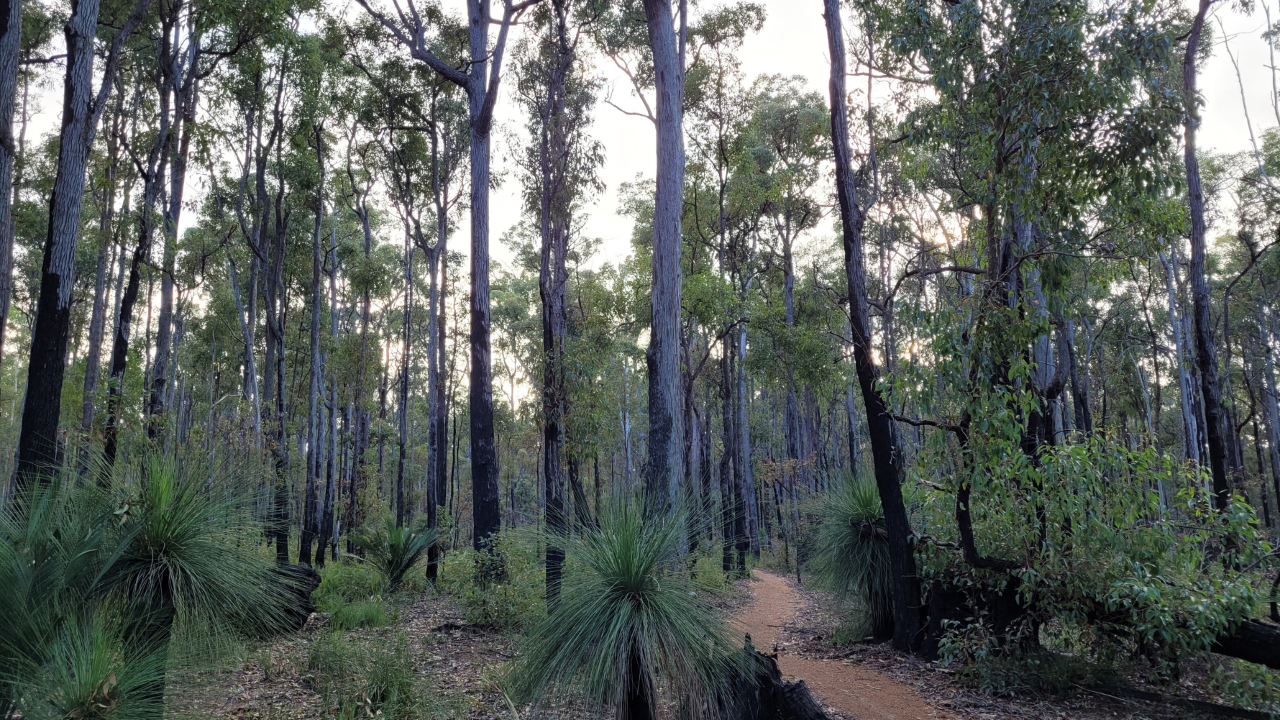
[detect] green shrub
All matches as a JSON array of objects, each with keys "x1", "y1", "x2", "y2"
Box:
[
  {"x1": 315, "y1": 561, "x2": 386, "y2": 610},
  {"x1": 807, "y1": 473, "x2": 892, "y2": 642},
  {"x1": 438, "y1": 531, "x2": 543, "y2": 630},
  {"x1": 308, "y1": 633, "x2": 423, "y2": 719},
  {"x1": 15, "y1": 612, "x2": 165, "y2": 720},
  {"x1": 352, "y1": 516, "x2": 438, "y2": 591},
  {"x1": 329, "y1": 600, "x2": 392, "y2": 631},
  {"x1": 1, "y1": 458, "x2": 292, "y2": 719}
]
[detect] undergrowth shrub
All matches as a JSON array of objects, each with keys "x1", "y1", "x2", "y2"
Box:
[
  {"x1": 329, "y1": 600, "x2": 393, "y2": 631},
  {"x1": 315, "y1": 561, "x2": 386, "y2": 610},
  {"x1": 308, "y1": 633, "x2": 424, "y2": 719},
  {"x1": 505, "y1": 504, "x2": 742, "y2": 718},
  {"x1": 1208, "y1": 659, "x2": 1280, "y2": 714},
  {"x1": 808, "y1": 473, "x2": 893, "y2": 642},
  {"x1": 352, "y1": 516, "x2": 438, "y2": 591},
  {"x1": 438, "y1": 530, "x2": 543, "y2": 629}
]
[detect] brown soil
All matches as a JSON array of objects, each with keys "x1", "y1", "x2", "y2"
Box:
[{"x1": 733, "y1": 569, "x2": 956, "y2": 720}]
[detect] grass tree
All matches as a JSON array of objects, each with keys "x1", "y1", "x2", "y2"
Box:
[
  {"x1": 506, "y1": 505, "x2": 741, "y2": 720},
  {"x1": 1, "y1": 458, "x2": 296, "y2": 718},
  {"x1": 809, "y1": 474, "x2": 893, "y2": 643}
]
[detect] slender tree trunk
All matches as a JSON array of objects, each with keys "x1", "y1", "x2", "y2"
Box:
[
  {"x1": 824, "y1": 0, "x2": 922, "y2": 651},
  {"x1": 148, "y1": 30, "x2": 198, "y2": 439},
  {"x1": 1262, "y1": 304, "x2": 1280, "y2": 512},
  {"x1": 396, "y1": 232, "x2": 413, "y2": 528},
  {"x1": 0, "y1": 0, "x2": 21, "y2": 367},
  {"x1": 720, "y1": 345, "x2": 735, "y2": 574},
  {"x1": 1183, "y1": 0, "x2": 1233, "y2": 512},
  {"x1": 302, "y1": 131, "x2": 324, "y2": 561},
  {"x1": 79, "y1": 98, "x2": 122, "y2": 472}
]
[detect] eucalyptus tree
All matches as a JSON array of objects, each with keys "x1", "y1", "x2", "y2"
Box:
[
  {"x1": 512, "y1": 0, "x2": 603, "y2": 607},
  {"x1": 740, "y1": 75, "x2": 827, "y2": 532},
  {"x1": 357, "y1": 0, "x2": 544, "y2": 556},
  {"x1": 15, "y1": 0, "x2": 152, "y2": 484},
  {"x1": 822, "y1": 0, "x2": 922, "y2": 652}
]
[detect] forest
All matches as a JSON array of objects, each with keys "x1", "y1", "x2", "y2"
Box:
[{"x1": 3, "y1": 0, "x2": 1280, "y2": 717}]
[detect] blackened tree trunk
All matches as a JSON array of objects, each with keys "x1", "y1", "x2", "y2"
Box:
[
  {"x1": 103, "y1": 77, "x2": 173, "y2": 472},
  {"x1": 720, "y1": 345, "x2": 736, "y2": 574},
  {"x1": 79, "y1": 95, "x2": 123, "y2": 473},
  {"x1": 15, "y1": 0, "x2": 146, "y2": 485},
  {"x1": 396, "y1": 232, "x2": 413, "y2": 528},
  {"x1": 823, "y1": 0, "x2": 923, "y2": 652},
  {"x1": 641, "y1": 0, "x2": 684, "y2": 516},
  {"x1": 1183, "y1": 0, "x2": 1233, "y2": 512}
]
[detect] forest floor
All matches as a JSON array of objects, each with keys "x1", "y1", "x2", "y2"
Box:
[{"x1": 166, "y1": 569, "x2": 1254, "y2": 720}]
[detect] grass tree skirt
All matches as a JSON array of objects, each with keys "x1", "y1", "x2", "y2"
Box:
[{"x1": 721, "y1": 638, "x2": 832, "y2": 720}]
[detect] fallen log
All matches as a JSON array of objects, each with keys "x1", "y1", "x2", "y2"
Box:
[
  {"x1": 1083, "y1": 683, "x2": 1278, "y2": 720},
  {"x1": 1212, "y1": 619, "x2": 1280, "y2": 670}
]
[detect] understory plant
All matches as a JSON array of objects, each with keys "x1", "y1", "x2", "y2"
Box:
[
  {"x1": 505, "y1": 504, "x2": 742, "y2": 720},
  {"x1": 0, "y1": 457, "x2": 297, "y2": 719},
  {"x1": 351, "y1": 515, "x2": 439, "y2": 591},
  {"x1": 808, "y1": 472, "x2": 894, "y2": 642}
]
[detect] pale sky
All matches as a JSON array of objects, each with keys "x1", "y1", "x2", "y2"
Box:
[
  {"x1": 18, "y1": 0, "x2": 1279, "y2": 274},
  {"x1": 478, "y1": 0, "x2": 1279, "y2": 269}
]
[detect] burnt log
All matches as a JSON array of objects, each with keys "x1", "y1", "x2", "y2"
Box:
[
  {"x1": 1212, "y1": 619, "x2": 1280, "y2": 670},
  {"x1": 722, "y1": 635, "x2": 832, "y2": 720}
]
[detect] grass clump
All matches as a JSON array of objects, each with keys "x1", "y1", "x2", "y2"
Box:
[
  {"x1": 351, "y1": 516, "x2": 438, "y2": 592},
  {"x1": 1, "y1": 457, "x2": 296, "y2": 719},
  {"x1": 315, "y1": 561, "x2": 386, "y2": 610},
  {"x1": 308, "y1": 633, "x2": 423, "y2": 719},
  {"x1": 505, "y1": 504, "x2": 742, "y2": 720},
  {"x1": 808, "y1": 472, "x2": 893, "y2": 643},
  {"x1": 329, "y1": 600, "x2": 392, "y2": 631}
]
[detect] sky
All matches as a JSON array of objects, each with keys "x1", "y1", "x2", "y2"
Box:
[
  {"x1": 17, "y1": 0, "x2": 1280, "y2": 273},
  {"x1": 476, "y1": 0, "x2": 1280, "y2": 270}
]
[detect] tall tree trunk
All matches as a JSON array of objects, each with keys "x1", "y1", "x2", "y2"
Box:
[
  {"x1": 302, "y1": 130, "x2": 324, "y2": 562},
  {"x1": 1183, "y1": 0, "x2": 1233, "y2": 512},
  {"x1": 1161, "y1": 250, "x2": 1200, "y2": 464},
  {"x1": 396, "y1": 232, "x2": 413, "y2": 528},
  {"x1": 79, "y1": 96, "x2": 122, "y2": 473},
  {"x1": 824, "y1": 0, "x2": 922, "y2": 652},
  {"x1": 1261, "y1": 303, "x2": 1280, "y2": 514},
  {"x1": 148, "y1": 27, "x2": 198, "y2": 440},
  {"x1": 0, "y1": 0, "x2": 21, "y2": 367},
  {"x1": 720, "y1": 345, "x2": 736, "y2": 574},
  {"x1": 15, "y1": 0, "x2": 145, "y2": 484},
  {"x1": 641, "y1": 0, "x2": 685, "y2": 516},
  {"x1": 103, "y1": 104, "x2": 171, "y2": 472}
]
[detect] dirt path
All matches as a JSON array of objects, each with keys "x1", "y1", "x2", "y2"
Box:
[{"x1": 732, "y1": 570, "x2": 955, "y2": 720}]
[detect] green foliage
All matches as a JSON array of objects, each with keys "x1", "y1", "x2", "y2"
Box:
[
  {"x1": 439, "y1": 531, "x2": 544, "y2": 630},
  {"x1": 330, "y1": 600, "x2": 392, "y2": 632},
  {"x1": 15, "y1": 612, "x2": 166, "y2": 720},
  {"x1": 1208, "y1": 659, "x2": 1280, "y2": 714},
  {"x1": 505, "y1": 505, "x2": 742, "y2": 717},
  {"x1": 0, "y1": 458, "x2": 298, "y2": 716},
  {"x1": 308, "y1": 633, "x2": 423, "y2": 720},
  {"x1": 314, "y1": 560, "x2": 387, "y2": 611},
  {"x1": 808, "y1": 473, "x2": 892, "y2": 640},
  {"x1": 351, "y1": 516, "x2": 439, "y2": 592},
  {"x1": 112, "y1": 457, "x2": 295, "y2": 649}
]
